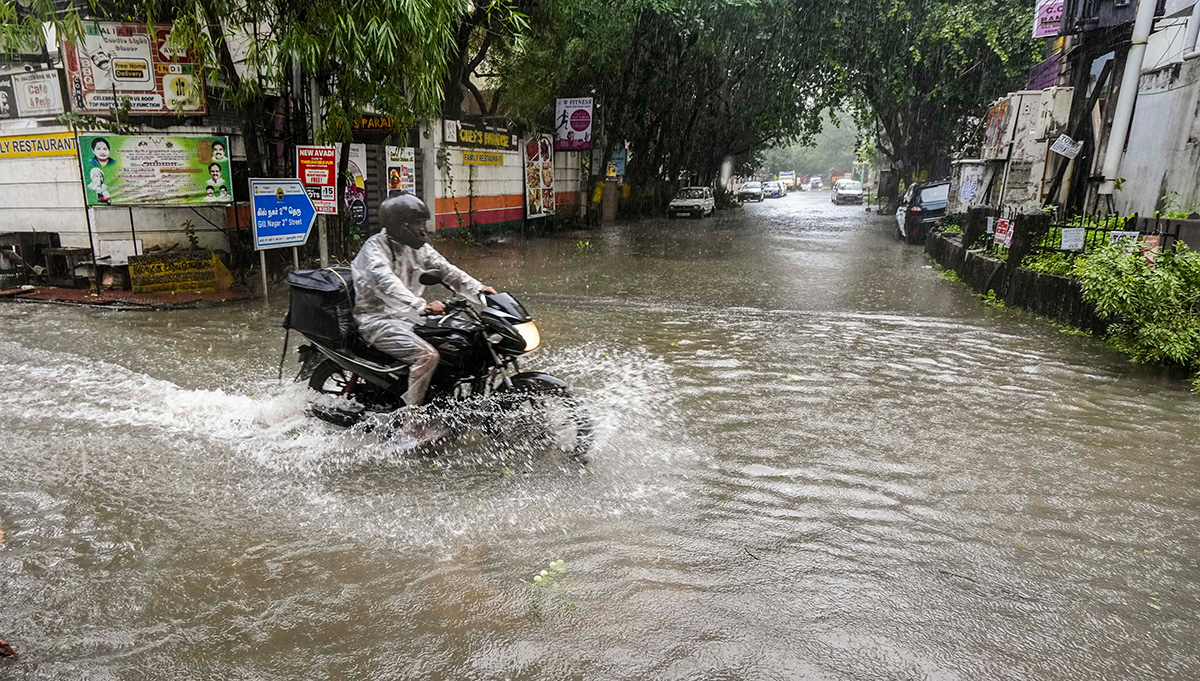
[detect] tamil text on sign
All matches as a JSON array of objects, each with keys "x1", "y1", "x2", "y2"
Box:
[
  {"x1": 249, "y1": 179, "x2": 317, "y2": 250},
  {"x1": 128, "y1": 250, "x2": 234, "y2": 294}
]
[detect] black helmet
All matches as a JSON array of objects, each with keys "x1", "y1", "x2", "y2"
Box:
[{"x1": 380, "y1": 192, "x2": 431, "y2": 249}]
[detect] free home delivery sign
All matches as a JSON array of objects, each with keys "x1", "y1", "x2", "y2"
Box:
[{"x1": 250, "y1": 179, "x2": 317, "y2": 250}]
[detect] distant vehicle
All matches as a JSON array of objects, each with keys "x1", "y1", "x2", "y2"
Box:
[
  {"x1": 808, "y1": 176, "x2": 823, "y2": 190},
  {"x1": 896, "y1": 180, "x2": 950, "y2": 244},
  {"x1": 762, "y1": 181, "x2": 786, "y2": 198},
  {"x1": 778, "y1": 171, "x2": 796, "y2": 191},
  {"x1": 669, "y1": 186, "x2": 715, "y2": 218},
  {"x1": 738, "y1": 181, "x2": 765, "y2": 202},
  {"x1": 831, "y1": 179, "x2": 864, "y2": 204}
]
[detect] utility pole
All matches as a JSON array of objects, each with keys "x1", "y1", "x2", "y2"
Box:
[
  {"x1": 1097, "y1": 0, "x2": 1157, "y2": 198},
  {"x1": 310, "y1": 75, "x2": 330, "y2": 267}
]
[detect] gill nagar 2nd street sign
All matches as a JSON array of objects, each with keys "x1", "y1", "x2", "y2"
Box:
[{"x1": 249, "y1": 178, "x2": 317, "y2": 250}]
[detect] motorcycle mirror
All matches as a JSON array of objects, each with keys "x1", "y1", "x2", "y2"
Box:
[{"x1": 418, "y1": 269, "x2": 444, "y2": 286}]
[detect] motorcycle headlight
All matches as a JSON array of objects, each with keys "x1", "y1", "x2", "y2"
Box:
[{"x1": 514, "y1": 321, "x2": 541, "y2": 352}]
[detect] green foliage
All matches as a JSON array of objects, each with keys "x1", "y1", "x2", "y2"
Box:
[
  {"x1": 982, "y1": 289, "x2": 1006, "y2": 308},
  {"x1": 1021, "y1": 251, "x2": 1077, "y2": 276},
  {"x1": 939, "y1": 213, "x2": 964, "y2": 235},
  {"x1": 182, "y1": 220, "x2": 200, "y2": 249},
  {"x1": 825, "y1": 0, "x2": 1041, "y2": 179},
  {"x1": 1074, "y1": 242, "x2": 1200, "y2": 376},
  {"x1": 938, "y1": 268, "x2": 961, "y2": 282}
]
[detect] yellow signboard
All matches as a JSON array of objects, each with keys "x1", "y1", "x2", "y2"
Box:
[
  {"x1": 463, "y1": 150, "x2": 505, "y2": 166},
  {"x1": 128, "y1": 250, "x2": 234, "y2": 294},
  {"x1": 0, "y1": 132, "x2": 78, "y2": 159}
]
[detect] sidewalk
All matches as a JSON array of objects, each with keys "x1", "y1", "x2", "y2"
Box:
[{"x1": 0, "y1": 286, "x2": 253, "y2": 310}]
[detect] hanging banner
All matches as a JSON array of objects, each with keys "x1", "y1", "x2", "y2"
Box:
[
  {"x1": 0, "y1": 132, "x2": 77, "y2": 159},
  {"x1": 340, "y1": 143, "x2": 368, "y2": 226},
  {"x1": 0, "y1": 70, "x2": 64, "y2": 119},
  {"x1": 386, "y1": 146, "x2": 417, "y2": 195},
  {"x1": 296, "y1": 145, "x2": 338, "y2": 214},
  {"x1": 524, "y1": 134, "x2": 554, "y2": 219},
  {"x1": 78, "y1": 134, "x2": 232, "y2": 206},
  {"x1": 554, "y1": 97, "x2": 593, "y2": 151},
  {"x1": 1033, "y1": 0, "x2": 1065, "y2": 38},
  {"x1": 63, "y1": 21, "x2": 207, "y2": 116}
]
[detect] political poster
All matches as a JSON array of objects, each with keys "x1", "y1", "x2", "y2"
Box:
[
  {"x1": 0, "y1": 70, "x2": 64, "y2": 119},
  {"x1": 78, "y1": 134, "x2": 232, "y2": 206},
  {"x1": 524, "y1": 134, "x2": 554, "y2": 219},
  {"x1": 63, "y1": 21, "x2": 207, "y2": 116},
  {"x1": 386, "y1": 146, "x2": 417, "y2": 195},
  {"x1": 296, "y1": 145, "x2": 338, "y2": 214},
  {"x1": 554, "y1": 97, "x2": 593, "y2": 151}
]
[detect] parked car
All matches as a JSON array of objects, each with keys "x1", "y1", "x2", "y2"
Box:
[
  {"x1": 895, "y1": 180, "x2": 950, "y2": 244},
  {"x1": 762, "y1": 181, "x2": 785, "y2": 198},
  {"x1": 831, "y1": 179, "x2": 864, "y2": 204},
  {"x1": 738, "y1": 181, "x2": 765, "y2": 202},
  {"x1": 669, "y1": 186, "x2": 715, "y2": 218},
  {"x1": 809, "y1": 176, "x2": 823, "y2": 190}
]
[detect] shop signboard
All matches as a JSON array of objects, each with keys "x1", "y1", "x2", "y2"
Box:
[
  {"x1": 0, "y1": 131, "x2": 77, "y2": 159},
  {"x1": 77, "y1": 134, "x2": 232, "y2": 206},
  {"x1": 443, "y1": 118, "x2": 518, "y2": 150},
  {"x1": 463, "y1": 150, "x2": 504, "y2": 165},
  {"x1": 1034, "y1": 0, "x2": 1065, "y2": 38},
  {"x1": 0, "y1": 70, "x2": 64, "y2": 119},
  {"x1": 386, "y1": 146, "x2": 417, "y2": 195},
  {"x1": 63, "y1": 21, "x2": 207, "y2": 116},
  {"x1": 524, "y1": 134, "x2": 554, "y2": 219},
  {"x1": 554, "y1": 98, "x2": 593, "y2": 151},
  {"x1": 296, "y1": 145, "x2": 338, "y2": 214}
]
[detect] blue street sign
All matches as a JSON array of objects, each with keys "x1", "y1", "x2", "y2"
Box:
[{"x1": 249, "y1": 178, "x2": 317, "y2": 250}]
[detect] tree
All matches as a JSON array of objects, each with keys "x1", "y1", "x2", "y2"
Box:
[
  {"x1": 759, "y1": 112, "x2": 861, "y2": 177},
  {"x1": 823, "y1": 0, "x2": 1040, "y2": 186},
  {"x1": 489, "y1": 0, "x2": 838, "y2": 210}
]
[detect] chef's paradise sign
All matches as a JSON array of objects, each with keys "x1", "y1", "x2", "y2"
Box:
[
  {"x1": 524, "y1": 134, "x2": 554, "y2": 219},
  {"x1": 63, "y1": 21, "x2": 207, "y2": 116},
  {"x1": 78, "y1": 134, "x2": 232, "y2": 206}
]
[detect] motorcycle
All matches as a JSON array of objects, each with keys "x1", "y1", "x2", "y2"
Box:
[{"x1": 291, "y1": 269, "x2": 594, "y2": 463}]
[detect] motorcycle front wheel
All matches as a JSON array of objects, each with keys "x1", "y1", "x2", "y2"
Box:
[{"x1": 508, "y1": 385, "x2": 595, "y2": 464}]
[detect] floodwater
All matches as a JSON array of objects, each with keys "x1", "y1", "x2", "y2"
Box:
[{"x1": 3, "y1": 191, "x2": 1200, "y2": 679}]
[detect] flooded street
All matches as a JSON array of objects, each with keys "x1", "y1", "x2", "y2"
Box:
[{"x1": 3, "y1": 191, "x2": 1200, "y2": 679}]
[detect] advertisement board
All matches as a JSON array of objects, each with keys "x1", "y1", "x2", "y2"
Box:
[
  {"x1": 555, "y1": 98, "x2": 593, "y2": 151},
  {"x1": 386, "y1": 146, "x2": 417, "y2": 195},
  {"x1": 63, "y1": 21, "x2": 207, "y2": 116},
  {"x1": 342, "y1": 143, "x2": 368, "y2": 226},
  {"x1": 78, "y1": 134, "x2": 232, "y2": 206},
  {"x1": 296, "y1": 145, "x2": 338, "y2": 214},
  {"x1": 0, "y1": 70, "x2": 64, "y2": 119},
  {"x1": 995, "y1": 219, "x2": 1014, "y2": 248},
  {"x1": 524, "y1": 134, "x2": 554, "y2": 219}
]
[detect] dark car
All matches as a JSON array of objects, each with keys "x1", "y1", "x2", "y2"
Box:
[
  {"x1": 895, "y1": 180, "x2": 950, "y2": 244},
  {"x1": 738, "y1": 181, "x2": 765, "y2": 202}
]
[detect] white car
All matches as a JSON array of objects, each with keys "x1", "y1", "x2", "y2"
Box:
[
  {"x1": 669, "y1": 186, "x2": 715, "y2": 218},
  {"x1": 831, "y1": 180, "x2": 864, "y2": 204}
]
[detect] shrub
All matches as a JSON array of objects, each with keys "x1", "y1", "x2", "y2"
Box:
[
  {"x1": 1021, "y1": 251, "x2": 1077, "y2": 276},
  {"x1": 1074, "y1": 242, "x2": 1200, "y2": 377}
]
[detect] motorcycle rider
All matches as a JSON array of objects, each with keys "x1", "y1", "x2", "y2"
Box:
[{"x1": 351, "y1": 193, "x2": 496, "y2": 406}]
